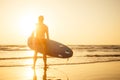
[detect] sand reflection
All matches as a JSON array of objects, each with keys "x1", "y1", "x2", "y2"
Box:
[
  {"x1": 33, "y1": 66, "x2": 47, "y2": 80},
  {"x1": 33, "y1": 68, "x2": 37, "y2": 80},
  {"x1": 32, "y1": 65, "x2": 69, "y2": 80}
]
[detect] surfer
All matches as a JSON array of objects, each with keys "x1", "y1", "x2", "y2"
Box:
[{"x1": 33, "y1": 16, "x2": 49, "y2": 69}]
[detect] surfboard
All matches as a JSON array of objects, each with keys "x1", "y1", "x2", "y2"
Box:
[{"x1": 27, "y1": 36, "x2": 73, "y2": 58}]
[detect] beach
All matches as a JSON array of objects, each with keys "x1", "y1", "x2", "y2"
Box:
[
  {"x1": 0, "y1": 61, "x2": 120, "y2": 80},
  {"x1": 0, "y1": 45, "x2": 120, "y2": 80},
  {"x1": 57, "y1": 61, "x2": 120, "y2": 80}
]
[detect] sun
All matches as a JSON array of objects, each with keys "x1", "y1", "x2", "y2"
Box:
[
  {"x1": 18, "y1": 14, "x2": 37, "y2": 37},
  {"x1": 18, "y1": 13, "x2": 54, "y2": 39}
]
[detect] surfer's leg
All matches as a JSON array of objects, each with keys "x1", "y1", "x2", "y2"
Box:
[
  {"x1": 42, "y1": 44, "x2": 47, "y2": 68},
  {"x1": 33, "y1": 51, "x2": 37, "y2": 69},
  {"x1": 39, "y1": 39, "x2": 47, "y2": 68},
  {"x1": 42, "y1": 40, "x2": 47, "y2": 68},
  {"x1": 43, "y1": 52, "x2": 47, "y2": 67}
]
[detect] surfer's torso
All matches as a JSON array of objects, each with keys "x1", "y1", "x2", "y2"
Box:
[{"x1": 36, "y1": 23, "x2": 48, "y2": 40}]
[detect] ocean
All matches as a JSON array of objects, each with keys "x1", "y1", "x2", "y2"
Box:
[{"x1": 0, "y1": 45, "x2": 120, "y2": 67}]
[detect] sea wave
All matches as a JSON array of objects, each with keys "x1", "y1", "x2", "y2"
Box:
[
  {"x1": 70, "y1": 45, "x2": 120, "y2": 52},
  {"x1": 0, "y1": 56, "x2": 53, "y2": 60},
  {"x1": 0, "y1": 54, "x2": 120, "y2": 60},
  {"x1": 85, "y1": 54, "x2": 120, "y2": 57},
  {"x1": 0, "y1": 45, "x2": 28, "y2": 51},
  {"x1": 0, "y1": 45, "x2": 120, "y2": 52},
  {"x1": 0, "y1": 60, "x2": 120, "y2": 67}
]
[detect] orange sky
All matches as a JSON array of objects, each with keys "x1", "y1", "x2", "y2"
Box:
[{"x1": 0, "y1": 0, "x2": 120, "y2": 45}]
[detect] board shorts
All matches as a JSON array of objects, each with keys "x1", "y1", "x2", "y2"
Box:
[{"x1": 33, "y1": 38, "x2": 47, "y2": 53}]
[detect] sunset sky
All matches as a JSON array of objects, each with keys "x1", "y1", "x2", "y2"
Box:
[{"x1": 0, "y1": 0, "x2": 120, "y2": 45}]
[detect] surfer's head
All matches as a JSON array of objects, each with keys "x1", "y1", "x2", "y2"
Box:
[{"x1": 38, "y1": 16, "x2": 44, "y2": 23}]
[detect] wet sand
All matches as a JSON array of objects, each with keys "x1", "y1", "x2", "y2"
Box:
[
  {"x1": 0, "y1": 61, "x2": 120, "y2": 80},
  {"x1": 57, "y1": 61, "x2": 120, "y2": 80}
]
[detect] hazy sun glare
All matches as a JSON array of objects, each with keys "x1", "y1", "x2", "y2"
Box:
[
  {"x1": 18, "y1": 13, "x2": 54, "y2": 38},
  {"x1": 0, "y1": 0, "x2": 120, "y2": 45},
  {"x1": 18, "y1": 14, "x2": 37, "y2": 37}
]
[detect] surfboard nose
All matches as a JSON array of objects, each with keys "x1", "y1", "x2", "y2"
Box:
[
  {"x1": 62, "y1": 49, "x2": 73, "y2": 58},
  {"x1": 67, "y1": 49, "x2": 73, "y2": 57}
]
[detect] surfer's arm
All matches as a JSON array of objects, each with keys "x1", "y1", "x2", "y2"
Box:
[
  {"x1": 46, "y1": 27, "x2": 49, "y2": 40},
  {"x1": 46, "y1": 29, "x2": 49, "y2": 40}
]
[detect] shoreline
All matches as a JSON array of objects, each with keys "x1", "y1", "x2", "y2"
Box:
[
  {"x1": 0, "y1": 61, "x2": 120, "y2": 80},
  {"x1": 0, "y1": 60, "x2": 120, "y2": 67}
]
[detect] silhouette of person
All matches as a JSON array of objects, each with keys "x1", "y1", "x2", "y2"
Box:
[{"x1": 33, "y1": 16, "x2": 49, "y2": 69}]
